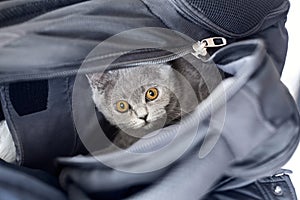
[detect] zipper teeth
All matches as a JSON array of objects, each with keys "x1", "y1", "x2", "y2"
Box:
[
  {"x1": 116, "y1": 48, "x2": 192, "y2": 67},
  {"x1": 170, "y1": 0, "x2": 289, "y2": 38},
  {"x1": 0, "y1": 46, "x2": 193, "y2": 84}
]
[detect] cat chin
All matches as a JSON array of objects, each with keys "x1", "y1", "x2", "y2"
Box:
[
  {"x1": 129, "y1": 118, "x2": 164, "y2": 130},
  {"x1": 118, "y1": 122, "x2": 161, "y2": 137},
  {"x1": 140, "y1": 122, "x2": 155, "y2": 131}
]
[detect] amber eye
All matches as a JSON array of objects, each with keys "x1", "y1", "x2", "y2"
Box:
[
  {"x1": 146, "y1": 87, "x2": 159, "y2": 101},
  {"x1": 116, "y1": 100, "x2": 129, "y2": 113}
]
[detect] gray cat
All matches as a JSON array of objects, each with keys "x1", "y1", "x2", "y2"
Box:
[{"x1": 87, "y1": 58, "x2": 221, "y2": 148}]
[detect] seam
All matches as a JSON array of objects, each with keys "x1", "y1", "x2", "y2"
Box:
[
  {"x1": 66, "y1": 77, "x2": 79, "y2": 155},
  {"x1": 1, "y1": 85, "x2": 24, "y2": 165},
  {"x1": 283, "y1": 175, "x2": 297, "y2": 200},
  {"x1": 140, "y1": 0, "x2": 171, "y2": 29},
  {"x1": 254, "y1": 181, "x2": 270, "y2": 200}
]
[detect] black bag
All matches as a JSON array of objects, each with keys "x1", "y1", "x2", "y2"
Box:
[{"x1": 0, "y1": 0, "x2": 298, "y2": 199}]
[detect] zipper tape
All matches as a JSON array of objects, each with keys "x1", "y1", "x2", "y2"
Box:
[{"x1": 0, "y1": 37, "x2": 226, "y2": 84}]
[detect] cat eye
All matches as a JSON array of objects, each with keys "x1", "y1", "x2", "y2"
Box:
[
  {"x1": 146, "y1": 87, "x2": 159, "y2": 101},
  {"x1": 116, "y1": 100, "x2": 129, "y2": 113}
]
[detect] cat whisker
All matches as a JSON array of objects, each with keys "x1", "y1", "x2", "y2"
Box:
[{"x1": 128, "y1": 120, "x2": 146, "y2": 129}]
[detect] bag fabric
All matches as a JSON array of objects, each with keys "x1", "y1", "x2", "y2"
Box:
[
  {"x1": 204, "y1": 172, "x2": 297, "y2": 200},
  {"x1": 0, "y1": 160, "x2": 67, "y2": 200},
  {"x1": 0, "y1": 0, "x2": 298, "y2": 199}
]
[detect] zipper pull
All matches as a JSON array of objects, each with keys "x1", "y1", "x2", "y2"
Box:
[{"x1": 192, "y1": 37, "x2": 227, "y2": 59}]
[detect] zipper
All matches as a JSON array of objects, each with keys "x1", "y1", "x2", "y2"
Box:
[
  {"x1": 191, "y1": 37, "x2": 227, "y2": 59},
  {"x1": 123, "y1": 36, "x2": 227, "y2": 67},
  {"x1": 0, "y1": 37, "x2": 227, "y2": 84}
]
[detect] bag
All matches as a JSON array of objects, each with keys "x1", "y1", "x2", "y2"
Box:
[{"x1": 0, "y1": 0, "x2": 298, "y2": 199}]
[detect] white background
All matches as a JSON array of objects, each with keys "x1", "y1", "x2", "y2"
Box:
[{"x1": 281, "y1": 0, "x2": 300, "y2": 196}]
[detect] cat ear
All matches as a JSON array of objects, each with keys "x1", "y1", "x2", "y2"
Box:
[
  {"x1": 85, "y1": 73, "x2": 102, "y2": 88},
  {"x1": 85, "y1": 73, "x2": 95, "y2": 84},
  {"x1": 86, "y1": 71, "x2": 117, "y2": 92}
]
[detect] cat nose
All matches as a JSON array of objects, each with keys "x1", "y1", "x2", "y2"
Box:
[
  {"x1": 135, "y1": 107, "x2": 148, "y2": 121},
  {"x1": 138, "y1": 113, "x2": 148, "y2": 121}
]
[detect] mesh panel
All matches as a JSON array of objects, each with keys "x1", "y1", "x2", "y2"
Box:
[
  {"x1": 185, "y1": 0, "x2": 284, "y2": 34},
  {"x1": 9, "y1": 80, "x2": 48, "y2": 116}
]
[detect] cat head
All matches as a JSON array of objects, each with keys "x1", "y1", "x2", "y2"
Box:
[{"x1": 86, "y1": 63, "x2": 189, "y2": 138}]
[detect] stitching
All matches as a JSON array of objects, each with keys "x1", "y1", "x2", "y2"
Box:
[
  {"x1": 254, "y1": 181, "x2": 270, "y2": 200},
  {"x1": 65, "y1": 77, "x2": 80, "y2": 155},
  {"x1": 1, "y1": 85, "x2": 24, "y2": 165}
]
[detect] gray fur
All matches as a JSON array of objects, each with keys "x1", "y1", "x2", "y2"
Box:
[{"x1": 87, "y1": 59, "x2": 220, "y2": 148}]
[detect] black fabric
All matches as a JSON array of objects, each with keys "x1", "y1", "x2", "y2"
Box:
[
  {"x1": 184, "y1": 0, "x2": 283, "y2": 34},
  {"x1": 143, "y1": 0, "x2": 289, "y2": 73},
  {"x1": 0, "y1": 102, "x2": 4, "y2": 121},
  {"x1": 95, "y1": 109, "x2": 119, "y2": 143},
  {"x1": 245, "y1": 17, "x2": 289, "y2": 74},
  {"x1": 9, "y1": 80, "x2": 48, "y2": 116},
  {"x1": 1, "y1": 77, "x2": 88, "y2": 172}
]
